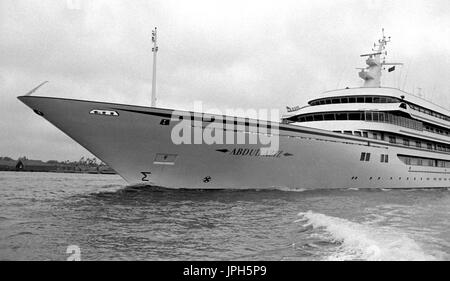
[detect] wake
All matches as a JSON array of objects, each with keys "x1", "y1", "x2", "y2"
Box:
[{"x1": 296, "y1": 211, "x2": 437, "y2": 261}]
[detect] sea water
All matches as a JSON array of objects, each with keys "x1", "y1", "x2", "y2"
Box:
[{"x1": 0, "y1": 172, "x2": 448, "y2": 261}]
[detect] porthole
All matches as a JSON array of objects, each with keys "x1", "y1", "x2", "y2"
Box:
[{"x1": 90, "y1": 109, "x2": 119, "y2": 117}]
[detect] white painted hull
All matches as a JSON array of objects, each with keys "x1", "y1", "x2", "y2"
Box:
[{"x1": 18, "y1": 96, "x2": 450, "y2": 190}]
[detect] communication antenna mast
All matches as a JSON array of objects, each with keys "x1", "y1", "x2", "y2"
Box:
[
  {"x1": 358, "y1": 28, "x2": 403, "y2": 88},
  {"x1": 151, "y1": 27, "x2": 159, "y2": 107}
]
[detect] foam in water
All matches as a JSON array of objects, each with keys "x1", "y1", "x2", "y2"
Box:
[
  {"x1": 275, "y1": 187, "x2": 307, "y2": 193},
  {"x1": 297, "y1": 211, "x2": 437, "y2": 261}
]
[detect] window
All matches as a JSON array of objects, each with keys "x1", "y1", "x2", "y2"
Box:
[
  {"x1": 357, "y1": 97, "x2": 364, "y2": 103},
  {"x1": 354, "y1": 131, "x2": 362, "y2": 137},
  {"x1": 381, "y1": 154, "x2": 389, "y2": 163},
  {"x1": 363, "y1": 132, "x2": 369, "y2": 138},
  {"x1": 344, "y1": 131, "x2": 353, "y2": 135},
  {"x1": 427, "y1": 143, "x2": 433, "y2": 150},
  {"x1": 416, "y1": 141, "x2": 422, "y2": 148},
  {"x1": 336, "y1": 113, "x2": 348, "y2": 120},
  {"x1": 349, "y1": 97, "x2": 356, "y2": 103},
  {"x1": 373, "y1": 113, "x2": 379, "y2": 122},
  {"x1": 313, "y1": 114, "x2": 323, "y2": 121},
  {"x1": 403, "y1": 139, "x2": 410, "y2": 146},
  {"x1": 349, "y1": 113, "x2": 361, "y2": 120},
  {"x1": 373, "y1": 133, "x2": 378, "y2": 140},
  {"x1": 389, "y1": 136, "x2": 396, "y2": 144},
  {"x1": 324, "y1": 114, "x2": 335, "y2": 120},
  {"x1": 365, "y1": 97, "x2": 373, "y2": 103},
  {"x1": 360, "y1": 152, "x2": 371, "y2": 162}
]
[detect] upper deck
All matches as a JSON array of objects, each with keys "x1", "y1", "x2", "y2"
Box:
[{"x1": 308, "y1": 87, "x2": 450, "y2": 119}]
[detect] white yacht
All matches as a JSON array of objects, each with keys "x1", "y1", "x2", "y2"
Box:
[{"x1": 18, "y1": 31, "x2": 450, "y2": 190}]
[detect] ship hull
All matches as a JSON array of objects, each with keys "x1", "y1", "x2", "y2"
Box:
[{"x1": 18, "y1": 96, "x2": 450, "y2": 190}]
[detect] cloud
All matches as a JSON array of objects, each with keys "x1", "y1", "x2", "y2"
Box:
[{"x1": 0, "y1": 0, "x2": 449, "y2": 161}]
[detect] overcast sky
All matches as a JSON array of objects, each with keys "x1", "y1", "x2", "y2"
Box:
[{"x1": 1, "y1": 0, "x2": 449, "y2": 161}]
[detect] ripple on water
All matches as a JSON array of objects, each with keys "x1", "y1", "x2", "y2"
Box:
[{"x1": 1, "y1": 172, "x2": 450, "y2": 260}]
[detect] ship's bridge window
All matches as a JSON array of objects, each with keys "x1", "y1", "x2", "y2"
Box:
[
  {"x1": 324, "y1": 114, "x2": 335, "y2": 120},
  {"x1": 289, "y1": 111, "x2": 423, "y2": 130},
  {"x1": 308, "y1": 95, "x2": 400, "y2": 106},
  {"x1": 336, "y1": 113, "x2": 348, "y2": 120},
  {"x1": 349, "y1": 113, "x2": 361, "y2": 120},
  {"x1": 313, "y1": 114, "x2": 323, "y2": 121}
]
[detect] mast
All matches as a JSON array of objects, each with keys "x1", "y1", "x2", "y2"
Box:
[
  {"x1": 358, "y1": 28, "x2": 403, "y2": 87},
  {"x1": 151, "y1": 27, "x2": 159, "y2": 107}
]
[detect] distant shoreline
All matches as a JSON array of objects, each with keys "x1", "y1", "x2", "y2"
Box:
[
  {"x1": 0, "y1": 170, "x2": 117, "y2": 175},
  {"x1": 0, "y1": 157, "x2": 116, "y2": 174}
]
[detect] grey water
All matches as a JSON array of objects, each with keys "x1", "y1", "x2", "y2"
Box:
[{"x1": 0, "y1": 172, "x2": 449, "y2": 261}]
